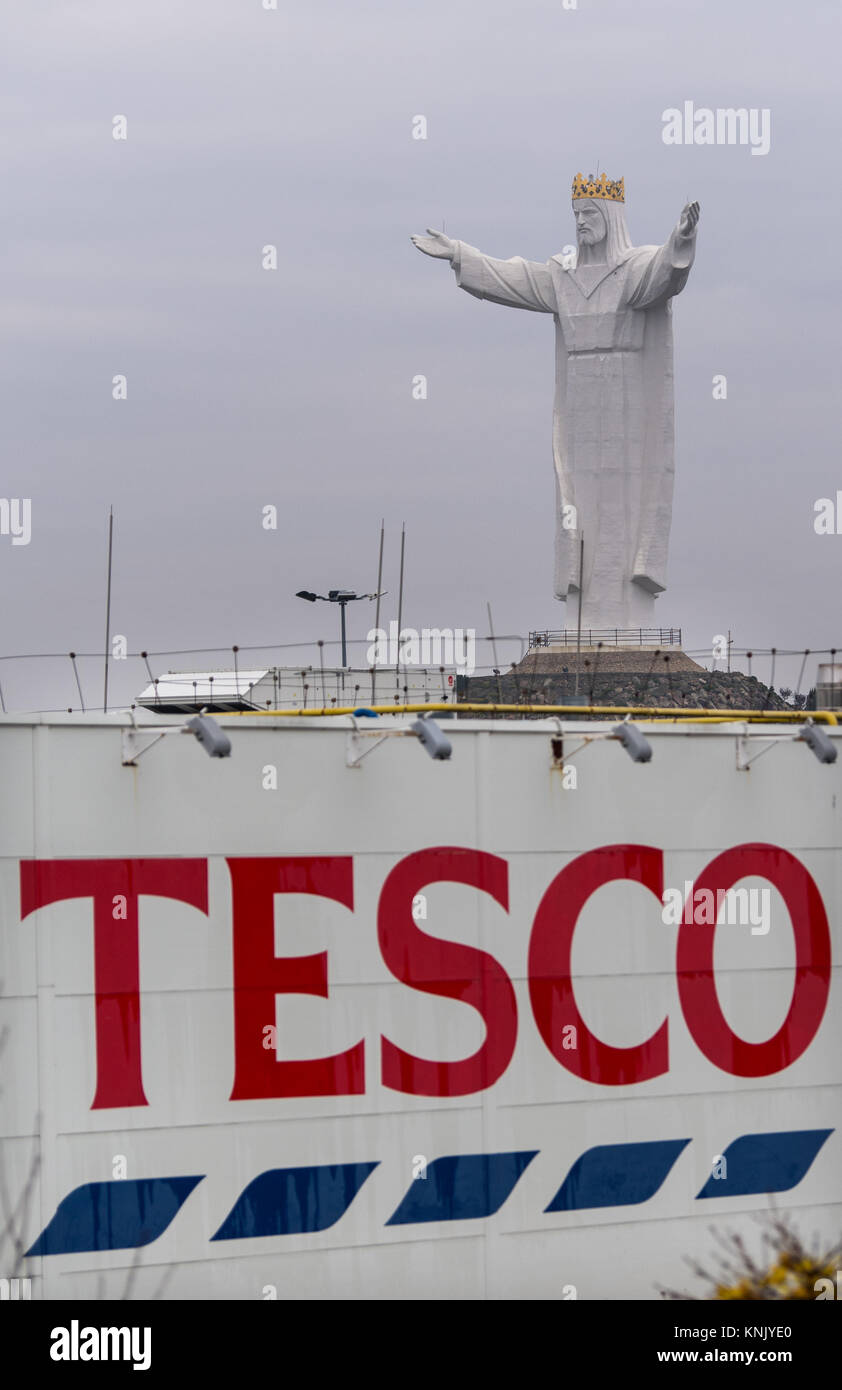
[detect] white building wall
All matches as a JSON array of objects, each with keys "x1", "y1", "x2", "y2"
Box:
[{"x1": 0, "y1": 713, "x2": 839, "y2": 1300}]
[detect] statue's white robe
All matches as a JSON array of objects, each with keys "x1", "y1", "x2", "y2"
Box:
[{"x1": 451, "y1": 226, "x2": 695, "y2": 629}]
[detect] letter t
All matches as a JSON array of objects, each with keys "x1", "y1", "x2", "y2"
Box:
[{"x1": 20, "y1": 859, "x2": 208, "y2": 1108}]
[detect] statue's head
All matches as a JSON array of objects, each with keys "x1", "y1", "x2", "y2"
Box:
[
  {"x1": 572, "y1": 200, "x2": 606, "y2": 247},
  {"x1": 569, "y1": 174, "x2": 632, "y2": 266}
]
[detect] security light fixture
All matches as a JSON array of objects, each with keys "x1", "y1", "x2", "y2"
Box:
[
  {"x1": 122, "y1": 710, "x2": 233, "y2": 765},
  {"x1": 411, "y1": 716, "x2": 453, "y2": 761},
  {"x1": 798, "y1": 722, "x2": 837, "y2": 765},
  {"x1": 612, "y1": 721, "x2": 653, "y2": 763},
  {"x1": 186, "y1": 714, "x2": 232, "y2": 758}
]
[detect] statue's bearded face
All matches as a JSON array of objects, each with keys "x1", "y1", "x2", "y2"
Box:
[{"x1": 573, "y1": 200, "x2": 606, "y2": 246}]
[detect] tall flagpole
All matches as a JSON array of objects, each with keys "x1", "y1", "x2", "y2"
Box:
[
  {"x1": 574, "y1": 531, "x2": 584, "y2": 698},
  {"x1": 371, "y1": 519, "x2": 385, "y2": 705},
  {"x1": 103, "y1": 506, "x2": 114, "y2": 713},
  {"x1": 395, "y1": 522, "x2": 406, "y2": 682}
]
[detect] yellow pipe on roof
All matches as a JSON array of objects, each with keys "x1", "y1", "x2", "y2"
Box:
[{"x1": 217, "y1": 702, "x2": 838, "y2": 726}]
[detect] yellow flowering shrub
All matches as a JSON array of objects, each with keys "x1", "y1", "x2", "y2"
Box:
[{"x1": 659, "y1": 1213, "x2": 841, "y2": 1301}]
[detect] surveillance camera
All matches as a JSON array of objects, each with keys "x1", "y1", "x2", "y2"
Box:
[
  {"x1": 185, "y1": 714, "x2": 232, "y2": 758},
  {"x1": 612, "y1": 722, "x2": 652, "y2": 763},
  {"x1": 799, "y1": 723, "x2": 837, "y2": 764},
  {"x1": 411, "y1": 717, "x2": 452, "y2": 761}
]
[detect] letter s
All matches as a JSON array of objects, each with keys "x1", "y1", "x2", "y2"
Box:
[{"x1": 378, "y1": 848, "x2": 516, "y2": 1097}]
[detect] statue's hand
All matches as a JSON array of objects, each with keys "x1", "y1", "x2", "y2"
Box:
[
  {"x1": 411, "y1": 228, "x2": 457, "y2": 260},
  {"x1": 678, "y1": 201, "x2": 700, "y2": 237}
]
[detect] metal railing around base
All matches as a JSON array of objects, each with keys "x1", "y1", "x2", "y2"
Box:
[{"x1": 528, "y1": 628, "x2": 682, "y2": 650}]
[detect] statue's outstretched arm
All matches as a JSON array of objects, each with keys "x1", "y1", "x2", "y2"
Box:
[
  {"x1": 627, "y1": 201, "x2": 700, "y2": 309},
  {"x1": 412, "y1": 227, "x2": 555, "y2": 313}
]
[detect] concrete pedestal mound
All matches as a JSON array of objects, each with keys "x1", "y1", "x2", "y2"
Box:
[
  {"x1": 517, "y1": 643, "x2": 703, "y2": 677},
  {"x1": 460, "y1": 640, "x2": 794, "y2": 712}
]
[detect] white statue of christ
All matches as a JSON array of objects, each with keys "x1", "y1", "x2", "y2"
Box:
[{"x1": 412, "y1": 174, "x2": 699, "y2": 631}]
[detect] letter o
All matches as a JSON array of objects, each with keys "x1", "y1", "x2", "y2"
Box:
[{"x1": 676, "y1": 845, "x2": 831, "y2": 1076}]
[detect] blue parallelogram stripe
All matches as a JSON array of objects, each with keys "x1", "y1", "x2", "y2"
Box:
[
  {"x1": 211, "y1": 1162, "x2": 379, "y2": 1240},
  {"x1": 386, "y1": 1151, "x2": 538, "y2": 1225},
  {"x1": 696, "y1": 1129, "x2": 833, "y2": 1199},
  {"x1": 26, "y1": 1176, "x2": 204, "y2": 1255},
  {"x1": 546, "y1": 1140, "x2": 691, "y2": 1212}
]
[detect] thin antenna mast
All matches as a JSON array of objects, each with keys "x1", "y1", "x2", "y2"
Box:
[
  {"x1": 395, "y1": 523, "x2": 406, "y2": 681},
  {"x1": 103, "y1": 506, "x2": 114, "y2": 713},
  {"x1": 574, "y1": 531, "x2": 584, "y2": 697},
  {"x1": 371, "y1": 518, "x2": 385, "y2": 704}
]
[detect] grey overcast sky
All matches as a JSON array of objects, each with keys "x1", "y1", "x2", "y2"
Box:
[{"x1": 1, "y1": 0, "x2": 840, "y2": 709}]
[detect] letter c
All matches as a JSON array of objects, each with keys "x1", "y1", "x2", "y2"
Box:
[{"x1": 528, "y1": 846, "x2": 668, "y2": 1084}]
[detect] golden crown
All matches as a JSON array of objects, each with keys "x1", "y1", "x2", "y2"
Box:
[{"x1": 571, "y1": 172, "x2": 625, "y2": 203}]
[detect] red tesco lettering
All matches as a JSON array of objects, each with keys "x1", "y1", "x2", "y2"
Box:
[{"x1": 19, "y1": 842, "x2": 831, "y2": 1109}]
